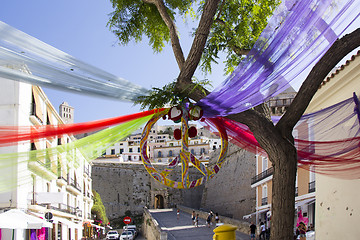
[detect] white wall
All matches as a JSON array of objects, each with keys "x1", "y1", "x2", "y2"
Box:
[{"x1": 306, "y1": 53, "x2": 360, "y2": 239}]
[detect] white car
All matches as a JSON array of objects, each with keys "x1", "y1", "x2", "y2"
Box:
[
  {"x1": 120, "y1": 231, "x2": 134, "y2": 240},
  {"x1": 106, "y1": 230, "x2": 120, "y2": 240},
  {"x1": 123, "y1": 225, "x2": 137, "y2": 237}
]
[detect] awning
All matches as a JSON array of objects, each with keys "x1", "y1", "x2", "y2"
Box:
[
  {"x1": 0, "y1": 209, "x2": 52, "y2": 229},
  {"x1": 243, "y1": 208, "x2": 270, "y2": 219},
  {"x1": 295, "y1": 198, "x2": 315, "y2": 208}
]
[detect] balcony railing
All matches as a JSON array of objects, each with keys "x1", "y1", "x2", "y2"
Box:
[
  {"x1": 251, "y1": 167, "x2": 274, "y2": 184},
  {"x1": 84, "y1": 166, "x2": 90, "y2": 176},
  {"x1": 38, "y1": 203, "x2": 77, "y2": 215},
  {"x1": 308, "y1": 181, "x2": 315, "y2": 193},
  {"x1": 68, "y1": 178, "x2": 81, "y2": 192},
  {"x1": 261, "y1": 197, "x2": 268, "y2": 206}
]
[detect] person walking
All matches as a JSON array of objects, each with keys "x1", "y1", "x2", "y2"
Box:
[
  {"x1": 206, "y1": 213, "x2": 212, "y2": 228},
  {"x1": 259, "y1": 221, "x2": 266, "y2": 240},
  {"x1": 191, "y1": 211, "x2": 196, "y2": 225},
  {"x1": 195, "y1": 214, "x2": 199, "y2": 227},
  {"x1": 215, "y1": 213, "x2": 219, "y2": 224},
  {"x1": 250, "y1": 222, "x2": 257, "y2": 240},
  {"x1": 176, "y1": 209, "x2": 180, "y2": 220}
]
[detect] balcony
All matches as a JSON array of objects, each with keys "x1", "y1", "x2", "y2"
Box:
[
  {"x1": 38, "y1": 203, "x2": 78, "y2": 215},
  {"x1": 56, "y1": 175, "x2": 67, "y2": 187},
  {"x1": 66, "y1": 178, "x2": 81, "y2": 195},
  {"x1": 261, "y1": 197, "x2": 268, "y2": 206},
  {"x1": 83, "y1": 166, "x2": 90, "y2": 177},
  {"x1": 28, "y1": 159, "x2": 57, "y2": 181},
  {"x1": 308, "y1": 181, "x2": 316, "y2": 193},
  {"x1": 251, "y1": 167, "x2": 274, "y2": 185}
]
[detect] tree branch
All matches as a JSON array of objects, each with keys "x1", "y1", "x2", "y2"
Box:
[
  {"x1": 277, "y1": 28, "x2": 360, "y2": 134},
  {"x1": 176, "y1": 0, "x2": 221, "y2": 86},
  {"x1": 144, "y1": 0, "x2": 186, "y2": 70}
]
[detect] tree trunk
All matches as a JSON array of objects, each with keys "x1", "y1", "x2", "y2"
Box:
[{"x1": 268, "y1": 140, "x2": 297, "y2": 239}]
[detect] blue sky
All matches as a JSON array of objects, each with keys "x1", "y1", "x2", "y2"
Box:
[{"x1": 0, "y1": 0, "x2": 226, "y2": 123}]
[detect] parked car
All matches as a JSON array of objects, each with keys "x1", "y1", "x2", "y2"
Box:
[
  {"x1": 119, "y1": 231, "x2": 134, "y2": 240},
  {"x1": 106, "y1": 230, "x2": 120, "y2": 240}
]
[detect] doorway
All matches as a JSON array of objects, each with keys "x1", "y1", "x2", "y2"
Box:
[{"x1": 154, "y1": 195, "x2": 164, "y2": 209}]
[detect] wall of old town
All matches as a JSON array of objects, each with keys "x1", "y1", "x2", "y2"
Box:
[{"x1": 92, "y1": 143, "x2": 256, "y2": 222}]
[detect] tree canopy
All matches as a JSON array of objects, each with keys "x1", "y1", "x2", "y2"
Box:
[{"x1": 108, "y1": 0, "x2": 279, "y2": 74}]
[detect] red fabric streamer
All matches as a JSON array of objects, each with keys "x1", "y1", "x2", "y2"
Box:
[
  {"x1": 205, "y1": 117, "x2": 360, "y2": 179},
  {"x1": 0, "y1": 108, "x2": 165, "y2": 146}
]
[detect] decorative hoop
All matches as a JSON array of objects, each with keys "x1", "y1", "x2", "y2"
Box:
[{"x1": 140, "y1": 108, "x2": 228, "y2": 189}]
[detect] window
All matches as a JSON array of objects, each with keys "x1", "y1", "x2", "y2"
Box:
[
  {"x1": 128, "y1": 156, "x2": 131, "y2": 161},
  {"x1": 129, "y1": 148, "x2": 133, "y2": 153},
  {"x1": 158, "y1": 151, "x2": 162, "y2": 158},
  {"x1": 191, "y1": 149, "x2": 195, "y2": 155},
  {"x1": 213, "y1": 146, "x2": 216, "y2": 150},
  {"x1": 262, "y1": 157, "x2": 268, "y2": 172},
  {"x1": 169, "y1": 150, "x2": 173, "y2": 157},
  {"x1": 120, "y1": 149, "x2": 124, "y2": 154},
  {"x1": 138, "y1": 147, "x2": 140, "y2": 153},
  {"x1": 111, "y1": 149, "x2": 115, "y2": 155}
]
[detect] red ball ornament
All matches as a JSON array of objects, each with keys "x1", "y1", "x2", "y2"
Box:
[
  {"x1": 188, "y1": 126, "x2": 197, "y2": 138},
  {"x1": 174, "y1": 128, "x2": 181, "y2": 140}
]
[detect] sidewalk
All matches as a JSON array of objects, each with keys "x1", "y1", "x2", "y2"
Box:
[{"x1": 149, "y1": 208, "x2": 250, "y2": 240}]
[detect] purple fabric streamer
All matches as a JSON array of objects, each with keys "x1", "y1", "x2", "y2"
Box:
[{"x1": 198, "y1": 0, "x2": 360, "y2": 117}]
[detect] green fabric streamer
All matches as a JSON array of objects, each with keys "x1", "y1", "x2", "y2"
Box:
[{"x1": 0, "y1": 114, "x2": 152, "y2": 192}]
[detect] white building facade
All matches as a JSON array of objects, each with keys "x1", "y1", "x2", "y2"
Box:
[{"x1": 0, "y1": 77, "x2": 93, "y2": 240}]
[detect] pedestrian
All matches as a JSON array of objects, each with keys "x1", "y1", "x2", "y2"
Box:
[
  {"x1": 177, "y1": 209, "x2": 180, "y2": 220},
  {"x1": 206, "y1": 213, "x2": 212, "y2": 228},
  {"x1": 195, "y1": 214, "x2": 199, "y2": 227},
  {"x1": 209, "y1": 210, "x2": 214, "y2": 226},
  {"x1": 191, "y1": 211, "x2": 196, "y2": 225},
  {"x1": 298, "y1": 221, "x2": 307, "y2": 240},
  {"x1": 250, "y1": 222, "x2": 256, "y2": 240},
  {"x1": 215, "y1": 213, "x2": 219, "y2": 224},
  {"x1": 259, "y1": 221, "x2": 266, "y2": 240}
]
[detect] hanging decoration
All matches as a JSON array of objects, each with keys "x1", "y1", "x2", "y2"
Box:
[
  {"x1": 0, "y1": 21, "x2": 149, "y2": 101},
  {"x1": 140, "y1": 106, "x2": 228, "y2": 188},
  {"x1": 197, "y1": 0, "x2": 360, "y2": 117},
  {"x1": 0, "y1": 113, "x2": 155, "y2": 192}
]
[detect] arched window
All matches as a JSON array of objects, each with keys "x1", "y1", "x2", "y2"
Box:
[
  {"x1": 190, "y1": 149, "x2": 195, "y2": 155},
  {"x1": 158, "y1": 151, "x2": 162, "y2": 158},
  {"x1": 169, "y1": 150, "x2": 173, "y2": 157}
]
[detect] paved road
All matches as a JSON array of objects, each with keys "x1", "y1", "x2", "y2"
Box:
[{"x1": 149, "y1": 208, "x2": 251, "y2": 240}]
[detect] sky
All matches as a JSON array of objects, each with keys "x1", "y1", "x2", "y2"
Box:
[{"x1": 0, "y1": 0, "x2": 226, "y2": 123}]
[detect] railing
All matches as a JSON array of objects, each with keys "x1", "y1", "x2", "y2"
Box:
[
  {"x1": 251, "y1": 167, "x2": 274, "y2": 184},
  {"x1": 68, "y1": 178, "x2": 81, "y2": 192},
  {"x1": 58, "y1": 175, "x2": 67, "y2": 182},
  {"x1": 84, "y1": 166, "x2": 90, "y2": 176},
  {"x1": 38, "y1": 203, "x2": 77, "y2": 215},
  {"x1": 261, "y1": 197, "x2": 268, "y2": 206},
  {"x1": 308, "y1": 181, "x2": 315, "y2": 193}
]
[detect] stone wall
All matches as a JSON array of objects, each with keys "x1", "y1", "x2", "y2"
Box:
[
  {"x1": 92, "y1": 161, "x2": 204, "y2": 220},
  {"x1": 200, "y1": 144, "x2": 256, "y2": 220},
  {"x1": 92, "y1": 143, "x2": 256, "y2": 222}
]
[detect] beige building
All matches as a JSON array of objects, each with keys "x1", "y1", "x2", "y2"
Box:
[
  {"x1": 305, "y1": 50, "x2": 360, "y2": 239},
  {"x1": 249, "y1": 87, "x2": 316, "y2": 230}
]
